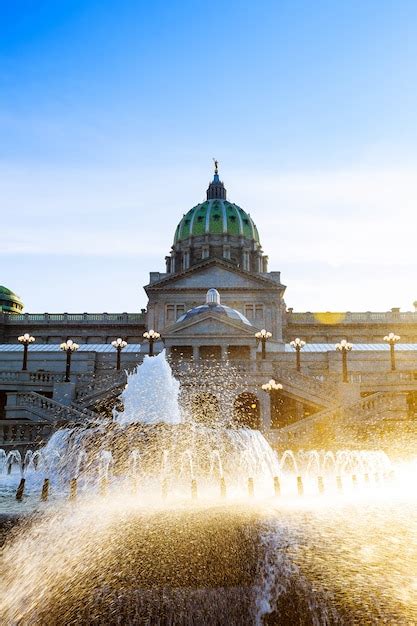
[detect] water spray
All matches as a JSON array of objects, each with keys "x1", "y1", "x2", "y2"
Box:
[
  {"x1": 69, "y1": 478, "x2": 77, "y2": 501},
  {"x1": 220, "y1": 477, "x2": 226, "y2": 498},
  {"x1": 248, "y1": 477, "x2": 254, "y2": 497},
  {"x1": 99, "y1": 476, "x2": 108, "y2": 497},
  {"x1": 191, "y1": 479, "x2": 198, "y2": 500},
  {"x1": 297, "y1": 475, "x2": 304, "y2": 496}
]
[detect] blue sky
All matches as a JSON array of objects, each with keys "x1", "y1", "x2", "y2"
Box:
[{"x1": 1, "y1": 0, "x2": 417, "y2": 312}]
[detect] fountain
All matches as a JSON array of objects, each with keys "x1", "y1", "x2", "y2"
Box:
[{"x1": 1, "y1": 350, "x2": 417, "y2": 624}]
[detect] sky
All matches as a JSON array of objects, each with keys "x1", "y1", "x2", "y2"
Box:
[{"x1": 1, "y1": 0, "x2": 417, "y2": 313}]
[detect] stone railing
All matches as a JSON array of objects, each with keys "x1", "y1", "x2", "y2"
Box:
[
  {"x1": 74, "y1": 370, "x2": 127, "y2": 407},
  {"x1": 3, "y1": 312, "x2": 145, "y2": 324},
  {"x1": 277, "y1": 390, "x2": 398, "y2": 443},
  {"x1": 16, "y1": 392, "x2": 97, "y2": 424},
  {"x1": 287, "y1": 310, "x2": 417, "y2": 324},
  {"x1": 272, "y1": 365, "x2": 338, "y2": 406},
  {"x1": 346, "y1": 371, "x2": 416, "y2": 384},
  {"x1": 0, "y1": 370, "x2": 93, "y2": 387},
  {"x1": 0, "y1": 420, "x2": 53, "y2": 447}
]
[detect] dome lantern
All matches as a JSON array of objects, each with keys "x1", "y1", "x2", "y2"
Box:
[
  {"x1": 206, "y1": 288, "x2": 221, "y2": 306},
  {"x1": 206, "y1": 159, "x2": 227, "y2": 200}
]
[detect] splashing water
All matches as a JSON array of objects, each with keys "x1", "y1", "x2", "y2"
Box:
[
  {"x1": 116, "y1": 350, "x2": 182, "y2": 425},
  {"x1": 1, "y1": 351, "x2": 417, "y2": 624}
]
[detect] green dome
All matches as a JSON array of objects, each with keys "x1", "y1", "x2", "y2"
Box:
[
  {"x1": 174, "y1": 199, "x2": 260, "y2": 245},
  {"x1": 0, "y1": 285, "x2": 24, "y2": 313}
]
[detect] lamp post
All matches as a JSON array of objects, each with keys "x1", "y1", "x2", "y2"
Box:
[
  {"x1": 255, "y1": 329, "x2": 272, "y2": 359},
  {"x1": 262, "y1": 379, "x2": 283, "y2": 430},
  {"x1": 335, "y1": 339, "x2": 353, "y2": 383},
  {"x1": 111, "y1": 338, "x2": 127, "y2": 370},
  {"x1": 261, "y1": 379, "x2": 283, "y2": 393},
  {"x1": 383, "y1": 332, "x2": 400, "y2": 371},
  {"x1": 143, "y1": 329, "x2": 161, "y2": 356},
  {"x1": 290, "y1": 338, "x2": 306, "y2": 372},
  {"x1": 60, "y1": 339, "x2": 79, "y2": 382},
  {"x1": 17, "y1": 333, "x2": 35, "y2": 371}
]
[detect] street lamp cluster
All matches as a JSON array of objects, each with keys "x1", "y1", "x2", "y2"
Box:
[
  {"x1": 261, "y1": 379, "x2": 283, "y2": 392},
  {"x1": 13, "y1": 325, "x2": 402, "y2": 384},
  {"x1": 255, "y1": 329, "x2": 272, "y2": 359},
  {"x1": 143, "y1": 329, "x2": 161, "y2": 357},
  {"x1": 384, "y1": 332, "x2": 401, "y2": 371},
  {"x1": 111, "y1": 338, "x2": 128, "y2": 370},
  {"x1": 335, "y1": 339, "x2": 353, "y2": 383},
  {"x1": 18, "y1": 333, "x2": 35, "y2": 371},
  {"x1": 15, "y1": 329, "x2": 163, "y2": 377},
  {"x1": 60, "y1": 339, "x2": 80, "y2": 382},
  {"x1": 290, "y1": 337, "x2": 306, "y2": 372}
]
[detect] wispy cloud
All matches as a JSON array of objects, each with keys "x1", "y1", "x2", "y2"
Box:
[{"x1": 1, "y1": 163, "x2": 416, "y2": 311}]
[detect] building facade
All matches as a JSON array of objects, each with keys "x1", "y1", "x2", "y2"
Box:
[{"x1": 1, "y1": 165, "x2": 417, "y2": 453}]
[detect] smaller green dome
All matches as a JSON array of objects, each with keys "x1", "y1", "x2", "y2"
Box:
[
  {"x1": 0, "y1": 285, "x2": 24, "y2": 313},
  {"x1": 174, "y1": 199, "x2": 260, "y2": 245}
]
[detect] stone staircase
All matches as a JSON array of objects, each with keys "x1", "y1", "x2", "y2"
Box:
[
  {"x1": 0, "y1": 392, "x2": 99, "y2": 449},
  {"x1": 274, "y1": 390, "x2": 404, "y2": 448},
  {"x1": 74, "y1": 370, "x2": 127, "y2": 409},
  {"x1": 272, "y1": 365, "x2": 339, "y2": 409},
  {"x1": 16, "y1": 391, "x2": 97, "y2": 424}
]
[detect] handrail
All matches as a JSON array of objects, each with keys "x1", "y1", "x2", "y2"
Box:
[
  {"x1": 16, "y1": 391, "x2": 97, "y2": 423},
  {"x1": 287, "y1": 310, "x2": 417, "y2": 324},
  {"x1": 3, "y1": 312, "x2": 145, "y2": 324},
  {"x1": 74, "y1": 371, "x2": 126, "y2": 406},
  {"x1": 279, "y1": 390, "x2": 395, "y2": 434},
  {"x1": 272, "y1": 365, "x2": 337, "y2": 405}
]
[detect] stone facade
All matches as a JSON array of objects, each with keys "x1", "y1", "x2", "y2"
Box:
[{"x1": 1, "y1": 167, "x2": 417, "y2": 451}]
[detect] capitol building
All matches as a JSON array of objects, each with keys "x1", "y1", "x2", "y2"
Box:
[{"x1": 1, "y1": 165, "x2": 417, "y2": 453}]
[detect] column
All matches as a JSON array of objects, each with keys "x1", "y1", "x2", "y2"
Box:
[{"x1": 259, "y1": 390, "x2": 271, "y2": 431}]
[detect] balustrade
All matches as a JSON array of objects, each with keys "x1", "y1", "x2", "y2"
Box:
[
  {"x1": 7, "y1": 312, "x2": 144, "y2": 324},
  {"x1": 288, "y1": 310, "x2": 417, "y2": 324},
  {"x1": 0, "y1": 421, "x2": 53, "y2": 446}
]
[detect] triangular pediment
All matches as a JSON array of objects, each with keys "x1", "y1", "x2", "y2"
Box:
[
  {"x1": 145, "y1": 259, "x2": 283, "y2": 292},
  {"x1": 164, "y1": 311, "x2": 256, "y2": 338}
]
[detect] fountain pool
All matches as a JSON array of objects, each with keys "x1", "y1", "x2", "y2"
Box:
[{"x1": 1, "y1": 351, "x2": 417, "y2": 624}]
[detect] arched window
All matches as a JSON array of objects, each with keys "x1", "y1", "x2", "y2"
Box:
[
  {"x1": 233, "y1": 392, "x2": 260, "y2": 429},
  {"x1": 190, "y1": 392, "x2": 220, "y2": 425}
]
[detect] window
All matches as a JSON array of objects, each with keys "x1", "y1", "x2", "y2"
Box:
[
  {"x1": 223, "y1": 245, "x2": 231, "y2": 260},
  {"x1": 202, "y1": 245, "x2": 209, "y2": 259},
  {"x1": 244, "y1": 304, "x2": 264, "y2": 321},
  {"x1": 242, "y1": 251, "x2": 250, "y2": 271},
  {"x1": 182, "y1": 250, "x2": 190, "y2": 270},
  {"x1": 166, "y1": 304, "x2": 186, "y2": 323},
  {"x1": 255, "y1": 304, "x2": 264, "y2": 321}
]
